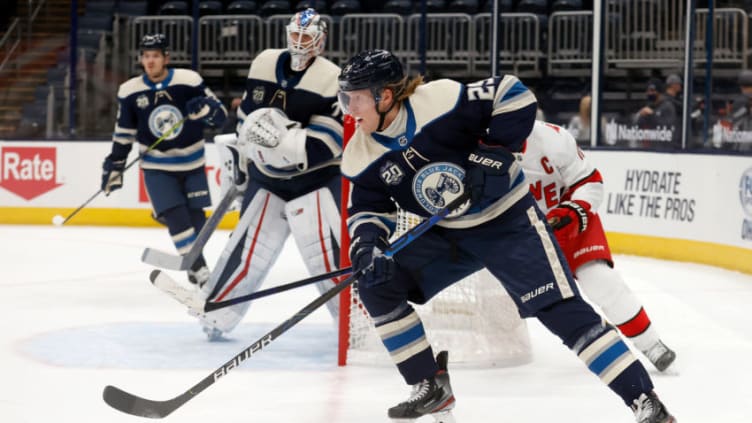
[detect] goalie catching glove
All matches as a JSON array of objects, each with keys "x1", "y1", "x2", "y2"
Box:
[
  {"x1": 101, "y1": 155, "x2": 126, "y2": 195},
  {"x1": 238, "y1": 107, "x2": 308, "y2": 169},
  {"x1": 546, "y1": 200, "x2": 590, "y2": 240},
  {"x1": 186, "y1": 96, "x2": 226, "y2": 127},
  {"x1": 350, "y1": 232, "x2": 395, "y2": 288}
]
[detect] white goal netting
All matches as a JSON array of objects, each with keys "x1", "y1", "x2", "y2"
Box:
[{"x1": 344, "y1": 210, "x2": 532, "y2": 367}]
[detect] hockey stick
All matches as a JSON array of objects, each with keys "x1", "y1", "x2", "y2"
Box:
[
  {"x1": 151, "y1": 266, "x2": 353, "y2": 313},
  {"x1": 54, "y1": 117, "x2": 188, "y2": 226},
  {"x1": 102, "y1": 191, "x2": 470, "y2": 419},
  {"x1": 141, "y1": 185, "x2": 239, "y2": 270},
  {"x1": 548, "y1": 215, "x2": 572, "y2": 230}
]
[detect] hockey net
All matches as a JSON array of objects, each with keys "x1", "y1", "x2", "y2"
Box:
[
  {"x1": 336, "y1": 116, "x2": 531, "y2": 367},
  {"x1": 339, "y1": 210, "x2": 532, "y2": 367}
]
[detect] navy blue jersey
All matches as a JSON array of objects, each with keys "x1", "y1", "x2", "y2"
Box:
[
  {"x1": 342, "y1": 76, "x2": 538, "y2": 240},
  {"x1": 111, "y1": 68, "x2": 224, "y2": 172},
  {"x1": 237, "y1": 49, "x2": 343, "y2": 195}
]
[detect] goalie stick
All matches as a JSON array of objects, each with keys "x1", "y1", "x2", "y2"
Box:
[
  {"x1": 151, "y1": 266, "x2": 353, "y2": 314},
  {"x1": 141, "y1": 185, "x2": 239, "y2": 270},
  {"x1": 102, "y1": 191, "x2": 470, "y2": 419}
]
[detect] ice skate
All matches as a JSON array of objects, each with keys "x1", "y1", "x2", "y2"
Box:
[
  {"x1": 388, "y1": 351, "x2": 456, "y2": 422},
  {"x1": 632, "y1": 392, "x2": 676, "y2": 423},
  {"x1": 187, "y1": 265, "x2": 210, "y2": 289},
  {"x1": 643, "y1": 340, "x2": 676, "y2": 372}
]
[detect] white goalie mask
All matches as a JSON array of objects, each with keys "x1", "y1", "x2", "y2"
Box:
[{"x1": 286, "y1": 8, "x2": 327, "y2": 72}]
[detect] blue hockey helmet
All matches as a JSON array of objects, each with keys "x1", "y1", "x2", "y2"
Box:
[
  {"x1": 139, "y1": 33, "x2": 169, "y2": 54},
  {"x1": 338, "y1": 49, "x2": 404, "y2": 95}
]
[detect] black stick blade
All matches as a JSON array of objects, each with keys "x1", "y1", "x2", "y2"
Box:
[{"x1": 103, "y1": 385, "x2": 180, "y2": 419}]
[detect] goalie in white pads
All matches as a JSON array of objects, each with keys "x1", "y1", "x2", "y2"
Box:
[
  {"x1": 521, "y1": 121, "x2": 677, "y2": 372},
  {"x1": 195, "y1": 8, "x2": 344, "y2": 340}
]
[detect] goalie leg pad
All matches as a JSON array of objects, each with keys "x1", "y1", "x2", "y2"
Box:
[
  {"x1": 285, "y1": 185, "x2": 342, "y2": 319},
  {"x1": 576, "y1": 260, "x2": 660, "y2": 351},
  {"x1": 200, "y1": 188, "x2": 290, "y2": 333}
]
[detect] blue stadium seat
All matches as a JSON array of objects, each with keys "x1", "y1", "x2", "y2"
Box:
[
  {"x1": 226, "y1": 0, "x2": 258, "y2": 14},
  {"x1": 78, "y1": 15, "x2": 113, "y2": 32},
  {"x1": 552, "y1": 0, "x2": 583, "y2": 11},
  {"x1": 258, "y1": 0, "x2": 291, "y2": 16},
  {"x1": 330, "y1": 0, "x2": 361, "y2": 15},
  {"x1": 86, "y1": 1, "x2": 115, "y2": 16},
  {"x1": 295, "y1": 0, "x2": 328, "y2": 13},
  {"x1": 516, "y1": 0, "x2": 548, "y2": 14},
  {"x1": 447, "y1": 0, "x2": 478, "y2": 14},
  {"x1": 482, "y1": 0, "x2": 513, "y2": 12},
  {"x1": 115, "y1": 1, "x2": 149, "y2": 16},
  {"x1": 382, "y1": 0, "x2": 412, "y2": 15},
  {"x1": 159, "y1": 1, "x2": 190, "y2": 15},
  {"x1": 199, "y1": 0, "x2": 224, "y2": 15},
  {"x1": 424, "y1": 0, "x2": 447, "y2": 13}
]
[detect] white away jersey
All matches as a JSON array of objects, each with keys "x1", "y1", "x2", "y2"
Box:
[{"x1": 520, "y1": 121, "x2": 603, "y2": 213}]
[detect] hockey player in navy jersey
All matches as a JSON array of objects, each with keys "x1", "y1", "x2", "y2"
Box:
[
  {"x1": 338, "y1": 49, "x2": 675, "y2": 423},
  {"x1": 195, "y1": 9, "x2": 344, "y2": 340},
  {"x1": 521, "y1": 120, "x2": 677, "y2": 372},
  {"x1": 102, "y1": 33, "x2": 227, "y2": 287}
]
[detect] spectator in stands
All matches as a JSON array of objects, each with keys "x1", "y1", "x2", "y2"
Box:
[
  {"x1": 568, "y1": 95, "x2": 610, "y2": 146},
  {"x1": 568, "y1": 95, "x2": 592, "y2": 145},
  {"x1": 633, "y1": 77, "x2": 681, "y2": 148},
  {"x1": 728, "y1": 69, "x2": 752, "y2": 151},
  {"x1": 664, "y1": 74, "x2": 682, "y2": 110}
]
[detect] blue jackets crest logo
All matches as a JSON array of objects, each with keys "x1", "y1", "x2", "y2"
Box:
[
  {"x1": 413, "y1": 162, "x2": 467, "y2": 216},
  {"x1": 149, "y1": 105, "x2": 183, "y2": 140}
]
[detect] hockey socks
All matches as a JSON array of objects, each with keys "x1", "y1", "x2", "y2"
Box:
[{"x1": 574, "y1": 324, "x2": 654, "y2": 406}]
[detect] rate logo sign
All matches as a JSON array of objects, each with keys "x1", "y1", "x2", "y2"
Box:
[{"x1": 0, "y1": 146, "x2": 63, "y2": 200}]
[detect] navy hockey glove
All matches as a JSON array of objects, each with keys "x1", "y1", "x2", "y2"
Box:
[
  {"x1": 101, "y1": 155, "x2": 126, "y2": 195},
  {"x1": 350, "y1": 232, "x2": 395, "y2": 288},
  {"x1": 186, "y1": 96, "x2": 226, "y2": 127},
  {"x1": 546, "y1": 200, "x2": 590, "y2": 240},
  {"x1": 464, "y1": 144, "x2": 513, "y2": 206}
]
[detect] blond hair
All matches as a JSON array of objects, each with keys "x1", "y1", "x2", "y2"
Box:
[{"x1": 387, "y1": 75, "x2": 425, "y2": 103}]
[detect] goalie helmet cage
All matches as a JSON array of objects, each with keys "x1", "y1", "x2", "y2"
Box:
[{"x1": 337, "y1": 115, "x2": 532, "y2": 368}]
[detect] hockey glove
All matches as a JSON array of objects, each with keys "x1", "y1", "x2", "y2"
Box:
[
  {"x1": 186, "y1": 96, "x2": 227, "y2": 127},
  {"x1": 101, "y1": 155, "x2": 126, "y2": 195},
  {"x1": 464, "y1": 144, "x2": 514, "y2": 206},
  {"x1": 350, "y1": 232, "x2": 395, "y2": 288},
  {"x1": 546, "y1": 200, "x2": 590, "y2": 240}
]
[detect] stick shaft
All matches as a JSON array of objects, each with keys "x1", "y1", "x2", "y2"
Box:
[{"x1": 60, "y1": 117, "x2": 187, "y2": 225}]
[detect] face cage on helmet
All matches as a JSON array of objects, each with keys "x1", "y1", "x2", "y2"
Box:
[{"x1": 286, "y1": 21, "x2": 325, "y2": 71}]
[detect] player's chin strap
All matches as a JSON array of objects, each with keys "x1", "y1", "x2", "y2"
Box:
[{"x1": 375, "y1": 93, "x2": 399, "y2": 132}]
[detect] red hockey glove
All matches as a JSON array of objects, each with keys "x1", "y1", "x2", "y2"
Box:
[{"x1": 546, "y1": 200, "x2": 590, "y2": 240}]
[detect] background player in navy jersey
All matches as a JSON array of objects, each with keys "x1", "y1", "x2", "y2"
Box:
[
  {"x1": 195, "y1": 9, "x2": 344, "y2": 341},
  {"x1": 101, "y1": 33, "x2": 227, "y2": 287},
  {"x1": 521, "y1": 120, "x2": 677, "y2": 372},
  {"x1": 337, "y1": 49, "x2": 675, "y2": 423}
]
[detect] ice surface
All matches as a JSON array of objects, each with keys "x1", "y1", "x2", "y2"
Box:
[{"x1": 1, "y1": 224, "x2": 750, "y2": 422}]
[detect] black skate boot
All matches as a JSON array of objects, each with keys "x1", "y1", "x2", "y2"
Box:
[
  {"x1": 388, "y1": 350, "x2": 456, "y2": 422},
  {"x1": 187, "y1": 258, "x2": 210, "y2": 289},
  {"x1": 644, "y1": 340, "x2": 676, "y2": 372},
  {"x1": 632, "y1": 392, "x2": 676, "y2": 423}
]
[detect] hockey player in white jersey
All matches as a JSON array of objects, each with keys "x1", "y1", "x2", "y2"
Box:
[
  {"x1": 521, "y1": 121, "x2": 677, "y2": 371},
  {"x1": 195, "y1": 9, "x2": 344, "y2": 340}
]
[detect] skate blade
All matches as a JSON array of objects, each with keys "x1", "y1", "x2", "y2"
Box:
[{"x1": 390, "y1": 411, "x2": 456, "y2": 423}]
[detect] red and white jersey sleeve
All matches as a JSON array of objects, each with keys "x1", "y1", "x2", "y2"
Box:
[{"x1": 520, "y1": 120, "x2": 603, "y2": 214}]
